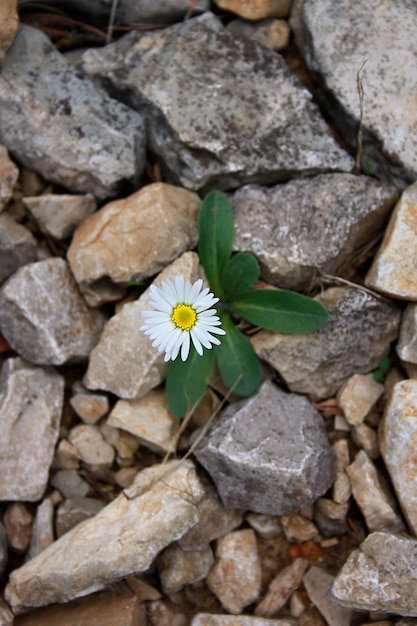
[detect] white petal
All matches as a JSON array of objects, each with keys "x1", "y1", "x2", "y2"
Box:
[
  {"x1": 191, "y1": 325, "x2": 213, "y2": 349},
  {"x1": 180, "y1": 332, "x2": 191, "y2": 361},
  {"x1": 206, "y1": 326, "x2": 226, "y2": 335},
  {"x1": 160, "y1": 279, "x2": 178, "y2": 307},
  {"x1": 190, "y1": 329, "x2": 204, "y2": 354},
  {"x1": 189, "y1": 279, "x2": 203, "y2": 304},
  {"x1": 170, "y1": 332, "x2": 185, "y2": 361},
  {"x1": 175, "y1": 275, "x2": 186, "y2": 302}
]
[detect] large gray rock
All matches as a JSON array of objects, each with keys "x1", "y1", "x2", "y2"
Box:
[
  {"x1": 5, "y1": 460, "x2": 204, "y2": 614},
  {"x1": 0, "y1": 257, "x2": 105, "y2": 366},
  {"x1": 0, "y1": 25, "x2": 145, "y2": 200},
  {"x1": 0, "y1": 213, "x2": 38, "y2": 284},
  {"x1": 331, "y1": 532, "x2": 417, "y2": 616},
  {"x1": 231, "y1": 174, "x2": 398, "y2": 291},
  {"x1": 252, "y1": 286, "x2": 401, "y2": 400},
  {"x1": 82, "y1": 13, "x2": 354, "y2": 191},
  {"x1": 0, "y1": 358, "x2": 64, "y2": 501},
  {"x1": 291, "y1": 0, "x2": 417, "y2": 189},
  {"x1": 193, "y1": 381, "x2": 336, "y2": 515}
]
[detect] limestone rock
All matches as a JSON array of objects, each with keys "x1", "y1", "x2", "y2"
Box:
[
  {"x1": 0, "y1": 213, "x2": 38, "y2": 284},
  {"x1": 27, "y1": 499, "x2": 54, "y2": 560},
  {"x1": 227, "y1": 18, "x2": 290, "y2": 51},
  {"x1": 330, "y1": 531, "x2": 417, "y2": 616},
  {"x1": 0, "y1": 258, "x2": 105, "y2": 366},
  {"x1": 193, "y1": 381, "x2": 336, "y2": 514},
  {"x1": 84, "y1": 251, "x2": 200, "y2": 399},
  {"x1": 82, "y1": 13, "x2": 353, "y2": 192},
  {"x1": 291, "y1": 0, "x2": 417, "y2": 188},
  {"x1": 23, "y1": 194, "x2": 97, "y2": 240},
  {"x1": 0, "y1": 358, "x2": 64, "y2": 501},
  {"x1": 192, "y1": 617, "x2": 296, "y2": 626},
  {"x1": 255, "y1": 558, "x2": 308, "y2": 617},
  {"x1": 0, "y1": 0, "x2": 18, "y2": 63},
  {"x1": 108, "y1": 388, "x2": 180, "y2": 455},
  {"x1": 5, "y1": 460, "x2": 204, "y2": 614},
  {"x1": 303, "y1": 566, "x2": 352, "y2": 626},
  {"x1": 70, "y1": 389, "x2": 109, "y2": 424},
  {"x1": 207, "y1": 529, "x2": 262, "y2": 614},
  {"x1": 332, "y1": 439, "x2": 351, "y2": 505},
  {"x1": 232, "y1": 175, "x2": 397, "y2": 291},
  {"x1": 213, "y1": 0, "x2": 292, "y2": 20},
  {"x1": 346, "y1": 450, "x2": 405, "y2": 533},
  {"x1": 68, "y1": 424, "x2": 115, "y2": 466},
  {"x1": 314, "y1": 498, "x2": 348, "y2": 537},
  {"x1": 280, "y1": 514, "x2": 318, "y2": 544},
  {"x1": 252, "y1": 286, "x2": 400, "y2": 400},
  {"x1": 0, "y1": 25, "x2": 145, "y2": 200},
  {"x1": 50, "y1": 469, "x2": 90, "y2": 499},
  {"x1": 116, "y1": 0, "x2": 210, "y2": 23},
  {"x1": 379, "y1": 380, "x2": 417, "y2": 536},
  {"x1": 67, "y1": 183, "x2": 199, "y2": 306},
  {"x1": 55, "y1": 496, "x2": 105, "y2": 538},
  {"x1": 336, "y1": 373, "x2": 384, "y2": 426},
  {"x1": 397, "y1": 303, "x2": 417, "y2": 364},
  {"x1": 157, "y1": 543, "x2": 214, "y2": 593},
  {"x1": 3, "y1": 503, "x2": 32, "y2": 553},
  {"x1": 0, "y1": 145, "x2": 19, "y2": 211},
  {"x1": 246, "y1": 513, "x2": 282, "y2": 539},
  {"x1": 366, "y1": 182, "x2": 417, "y2": 299}
]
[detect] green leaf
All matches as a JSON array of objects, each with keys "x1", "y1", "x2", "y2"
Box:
[
  {"x1": 216, "y1": 313, "x2": 262, "y2": 397},
  {"x1": 230, "y1": 289, "x2": 329, "y2": 334},
  {"x1": 166, "y1": 345, "x2": 215, "y2": 418},
  {"x1": 198, "y1": 191, "x2": 234, "y2": 297},
  {"x1": 222, "y1": 253, "x2": 260, "y2": 299}
]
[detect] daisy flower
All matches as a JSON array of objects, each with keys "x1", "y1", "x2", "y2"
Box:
[{"x1": 141, "y1": 275, "x2": 226, "y2": 362}]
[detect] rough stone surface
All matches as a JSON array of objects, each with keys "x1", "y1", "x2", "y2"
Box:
[
  {"x1": 330, "y1": 531, "x2": 417, "y2": 616},
  {"x1": 67, "y1": 183, "x2": 200, "y2": 306},
  {"x1": 303, "y1": 566, "x2": 352, "y2": 626},
  {"x1": 379, "y1": 380, "x2": 417, "y2": 536},
  {"x1": 55, "y1": 496, "x2": 105, "y2": 538},
  {"x1": 0, "y1": 257, "x2": 105, "y2": 366},
  {"x1": 246, "y1": 513, "x2": 282, "y2": 540},
  {"x1": 27, "y1": 499, "x2": 54, "y2": 560},
  {"x1": 397, "y1": 303, "x2": 417, "y2": 364},
  {"x1": 108, "y1": 388, "x2": 180, "y2": 455},
  {"x1": 251, "y1": 286, "x2": 401, "y2": 400},
  {"x1": 332, "y1": 439, "x2": 351, "y2": 505},
  {"x1": 214, "y1": 0, "x2": 291, "y2": 20},
  {"x1": 227, "y1": 18, "x2": 290, "y2": 51},
  {"x1": 336, "y1": 374, "x2": 384, "y2": 426},
  {"x1": 366, "y1": 182, "x2": 417, "y2": 299},
  {"x1": 68, "y1": 424, "x2": 115, "y2": 466},
  {"x1": 82, "y1": 13, "x2": 353, "y2": 192},
  {"x1": 3, "y1": 503, "x2": 32, "y2": 553},
  {"x1": 117, "y1": 0, "x2": 210, "y2": 23},
  {"x1": 255, "y1": 558, "x2": 308, "y2": 617},
  {"x1": 280, "y1": 514, "x2": 318, "y2": 544},
  {"x1": 50, "y1": 469, "x2": 90, "y2": 499},
  {"x1": 0, "y1": 213, "x2": 38, "y2": 284},
  {"x1": 84, "y1": 251, "x2": 200, "y2": 398},
  {"x1": 23, "y1": 194, "x2": 97, "y2": 240},
  {"x1": 291, "y1": 0, "x2": 417, "y2": 188},
  {"x1": 0, "y1": 25, "x2": 145, "y2": 200},
  {"x1": 351, "y1": 422, "x2": 379, "y2": 459},
  {"x1": 207, "y1": 529, "x2": 262, "y2": 614},
  {"x1": 0, "y1": 145, "x2": 19, "y2": 210},
  {"x1": 0, "y1": 0, "x2": 18, "y2": 63},
  {"x1": 157, "y1": 543, "x2": 214, "y2": 593},
  {"x1": 232, "y1": 175, "x2": 398, "y2": 291},
  {"x1": 69, "y1": 389, "x2": 109, "y2": 424},
  {"x1": 193, "y1": 381, "x2": 336, "y2": 515},
  {"x1": 314, "y1": 498, "x2": 348, "y2": 537},
  {"x1": 5, "y1": 460, "x2": 204, "y2": 614},
  {"x1": 192, "y1": 617, "x2": 296, "y2": 626},
  {"x1": 346, "y1": 450, "x2": 405, "y2": 534},
  {"x1": 0, "y1": 358, "x2": 64, "y2": 502}
]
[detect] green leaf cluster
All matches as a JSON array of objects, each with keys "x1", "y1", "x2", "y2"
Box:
[{"x1": 166, "y1": 190, "x2": 329, "y2": 417}]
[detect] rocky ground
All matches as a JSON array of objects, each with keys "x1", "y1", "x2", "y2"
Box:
[{"x1": 0, "y1": 0, "x2": 417, "y2": 624}]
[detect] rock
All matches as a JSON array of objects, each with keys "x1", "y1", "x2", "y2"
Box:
[
  {"x1": 27, "y1": 499, "x2": 54, "y2": 560},
  {"x1": 207, "y1": 529, "x2": 262, "y2": 614},
  {"x1": 67, "y1": 183, "x2": 200, "y2": 306},
  {"x1": 178, "y1": 475, "x2": 243, "y2": 551},
  {"x1": 232, "y1": 175, "x2": 397, "y2": 291},
  {"x1": 0, "y1": 522, "x2": 7, "y2": 575},
  {"x1": 68, "y1": 424, "x2": 115, "y2": 466},
  {"x1": 5, "y1": 460, "x2": 204, "y2": 614},
  {"x1": 3, "y1": 503, "x2": 32, "y2": 553},
  {"x1": 251, "y1": 286, "x2": 401, "y2": 400},
  {"x1": 84, "y1": 251, "x2": 200, "y2": 399},
  {"x1": 23, "y1": 194, "x2": 97, "y2": 240},
  {"x1": 82, "y1": 13, "x2": 353, "y2": 192},
  {"x1": 227, "y1": 18, "x2": 290, "y2": 51},
  {"x1": 193, "y1": 381, "x2": 336, "y2": 514},
  {"x1": 255, "y1": 557, "x2": 308, "y2": 617},
  {"x1": 314, "y1": 498, "x2": 348, "y2": 537},
  {"x1": 351, "y1": 422, "x2": 380, "y2": 459},
  {"x1": 0, "y1": 357, "x2": 64, "y2": 501},
  {"x1": 280, "y1": 514, "x2": 318, "y2": 544},
  {"x1": 99, "y1": 424, "x2": 139, "y2": 465},
  {"x1": 213, "y1": 0, "x2": 292, "y2": 20},
  {"x1": 52, "y1": 440, "x2": 81, "y2": 470},
  {"x1": 157, "y1": 543, "x2": 214, "y2": 593},
  {"x1": 116, "y1": 0, "x2": 210, "y2": 23},
  {"x1": 379, "y1": 380, "x2": 417, "y2": 536},
  {"x1": 108, "y1": 388, "x2": 180, "y2": 455},
  {"x1": 50, "y1": 469, "x2": 91, "y2": 499},
  {"x1": 0, "y1": 0, "x2": 18, "y2": 63},
  {"x1": 0, "y1": 213, "x2": 38, "y2": 284},
  {"x1": 55, "y1": 496, "x2": 105, "y2": 538},
  {"x1": 11, "y1": 591, "x2": 145, "y2": 626},
  {"x1": 192, "y1": 617, "x2": 296, "y2": 626},
  {"x1": 336, "y1": 373, "x2": 384, "y2": 426},
  {"x1": 246, "y1": 513, "x2": 282, "y2": 539},
  {"x1": 291, "y1": 0, "x2": 417, "y2": 188},
  {"x1": 366, "y1": 182, "x2": 417, "y2": 299},
  {"x1": 331, "y1": 439, "x2": 351, "y2": 504},
  {"x1": 0, "y1": 258, "x2": 105, "y2": 366},
  {"x1": 397, "y1": 303, "x2": 417, "y2": 364},
  {"x1": 70, "y1": 389, "x2": 109, "y2": 424},
  {"x1": 0, "y1": 145, "x2": 19, "y2": 210},
  {"x1": 346, "y1": 450, "x2": 405, "y2": 533},
  {"x1": 0, "y1": 25, "x2": 145, "y2": 200},
  {"x1": 330, "y1": 531, "x2": 417, "y2": 616},
  {"x1": 303, "y1": 566, "x2": 352, "y2": 626}
]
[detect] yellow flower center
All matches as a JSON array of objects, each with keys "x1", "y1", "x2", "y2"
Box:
[{"x1": 171, "y1": 303, "x2": 197, "y2": 331}]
